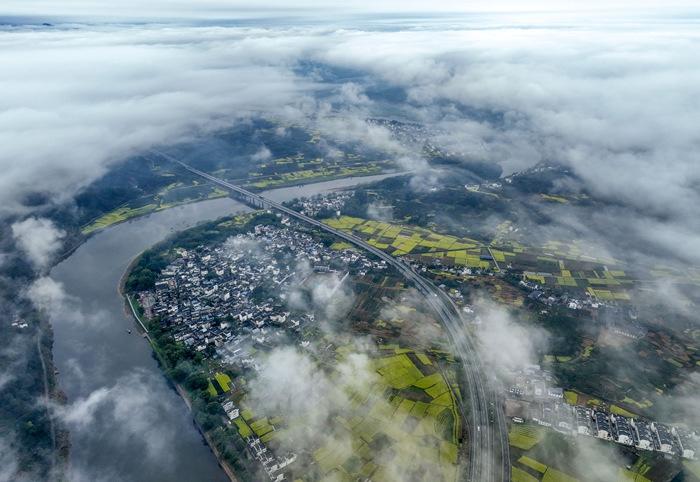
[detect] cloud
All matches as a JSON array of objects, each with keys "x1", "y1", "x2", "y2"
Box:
[
  {"x1": 0, "y1": 25, "x2": 316, "y2": 215},
  {"x1": 54, "y1": 370, "x2": 180, "y2": 466},
  {"x1": 338, "y1": 82, "x2": 370, "y2": 106},
  {"x1": 251, "y1": 145, "x2": 272, "y2": 162},
  {"x1": 244, "y1": 343, "x2": 458, "y2": 480},
  {"x1": 473, "y1": 300, "x2": 549, "y2": 374},
  {"x1": 655, "y1": 372, "x2": 700, "y2": 427},
  {"x1": 245, "y1": 346, "x2": 376, "y2": 453},
  {"x1": 3, "y1": 19, "x2": 698, "y2": 272},
  {"x1": 285, "y1": 261, "x2": 355, "y2": 326},
  {"x1": 308, "y1": 22, "x2": 700, "y2": 262},
  {"x1": 11, "y1": 217, "x2": 66, "y2": 270},
  {"x1": 223, "y1": 234, "x2": 263, "y2": 258},
  {"x1": 0, "y1": 435, "x2": 21, "y2": 482},
  {"x1": 26, "y1": 276, "x2": 69, "y2": 312},
  {"x1": 25, "y1": 276, "x2": 104, "y2": 328}
]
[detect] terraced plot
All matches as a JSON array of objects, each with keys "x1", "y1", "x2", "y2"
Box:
[
  {"x1": 324, "y1": 216, "x2": 491, "y2": 269},
  {"x1": 234, "y1": 345, "x2": 462, "y2": 481},
  {"x1": 508, "y1": 424, "x2": 546, "y2": 450},
  {"x1": 310, "y1": 346, "x2": 461, "y2": 481}
]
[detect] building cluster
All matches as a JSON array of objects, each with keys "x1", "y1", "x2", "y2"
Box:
[
  {"x1": 367, "y1": 118, "x2": 430, "y2": 146},
  {"x1": 246, "y1": 436, "x2": 297, "y2": 482},
  {"x1": 10, "y1": 316, "x2": 29, "y2": 329},
  {"x1": 141, "y1": 220, "x2": 390, "y2": 480},
  {"x1": 505, "y1": 365, "x2": 697, "y2": 460},
  {"x1": 142, "y1": 222, "x2": 385, "y2": 360},
  {"x1": 520, "y1": 278, "x2": 605, "y2": 311},
  {"x1": 291, "y1": 191, "x2": 353, "y2": 218},
  {"x1": 572, "y1": 407, "x2": 697, "y2": 460}
]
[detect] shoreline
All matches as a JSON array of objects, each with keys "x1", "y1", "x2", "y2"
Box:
[
  {"x1": 51, "y1": 170, "x2": 408, "y2": 481},
  {"x1": 119, "y1": 253, "x2": 240, "y2": 482},
  {"x1": 80, "y1": 170, "x2": 404, "y2": 237}
]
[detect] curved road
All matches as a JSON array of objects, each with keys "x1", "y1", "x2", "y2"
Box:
[{"x1": 156, "y1": 152, "x2": 510, "y2": 482}]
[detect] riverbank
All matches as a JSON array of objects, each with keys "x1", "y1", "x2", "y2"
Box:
[
  {"x1": 120, "y1": 272, "x2": 241, "y2": 482},
  {"x1": 49, "y1": 172, "x2": 407, "y2": 481},
  {"x1": 80, "y1": 170, "x2": 404, "y2": 237},
  {"x1": 118, "y1": 248, "x2": 242, "y2": 481}
]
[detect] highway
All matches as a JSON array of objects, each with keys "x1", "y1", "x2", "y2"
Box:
[{"x1": 157, "y1": 152, "x2": 510, "y2": 482}]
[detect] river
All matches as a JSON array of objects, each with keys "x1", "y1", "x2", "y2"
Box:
[{"x1": 49, "y1": 173, "x2": 400, "y2": 482}]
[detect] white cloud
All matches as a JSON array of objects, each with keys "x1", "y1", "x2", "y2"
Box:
[
  {"x1": 0, "y1": 25, "x2": 316, "y2": 214},
  {"x1": 0, "y1": 436, "x2": 21, "y2": 482},
  {"x1": 11, "y1": 217, "x2": 66, "y2": 269},
  {"x1": 1, "y1": 15, "x2": 697, "y2": 270},
  {"x1": 474, "y1": 300, "x2": 549, "y2": 374},
  {"x1": 338, "y1": 82, "x2": 370, "y2": 105},
  {"x1": 26, "y1": 276, "x2": 69, "y2": 312},
  {"x1": 54, "y1": 370, "x2": 179, "y2": 464},
  {"x1": 251, "y1": 145, "x2": 272, "y2": 162},
  {"x1": 26, "y1": 276, "x2": 104, "y2": 328}
]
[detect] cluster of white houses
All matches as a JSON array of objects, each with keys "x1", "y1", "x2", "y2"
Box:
[
  {"x1": 246, "y1": 436, "x2": 297, "y2": 482},
  {"x1": 506, "y1": 365, "x2": 697, "y2": 460},
  {"x1": 142, "y1": 221, "x2": 391, "y2": 480},
  {"x1": 570, "y1": 407, "x2": 696, "y2": 460},
  {"x1": 142, "y1": 222, "x2": 385, "y2": 359},
  {"x1": 289, "y1": 190, "x2": 353, "y2": 218}
]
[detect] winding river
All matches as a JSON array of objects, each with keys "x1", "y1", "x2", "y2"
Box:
[{"x1": 49, "y1": 174, "x2": 400, "y2": 482}]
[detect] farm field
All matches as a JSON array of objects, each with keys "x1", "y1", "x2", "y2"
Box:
[
  {"x1": 247, "y1": 162, "x2": 388, "y2": 189},
  {"x1": 233, "y1": 345, "x2": 462, "y2": 481},
  {"x1": 507, "y1": 424, "x2": 662, "y2": 482},
  {"x1": 323, "y1": 216, "x2": 647, "y2": 299},
  {"x1": 81, "y1": 183, "x2": 228, "y2": 234},
  {"x1": 208, "y1": 372, "x2": 233, "y2": 397},
  {"x1": 509, "y1": 424, "x2": 546, "y2": 450},
  {"x1": 324, "y1": 216, "x2": 492, "y2": 269}
]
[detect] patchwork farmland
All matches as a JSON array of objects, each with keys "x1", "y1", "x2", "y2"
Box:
[
  {"x1": 324, "y1": 216, "x2": 700, "y2": 305},
  {"x1": 232, "y1": 345, "x2": 462, "y2": 481}
]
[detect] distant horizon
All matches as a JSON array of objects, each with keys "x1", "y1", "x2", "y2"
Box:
[
  {"x1": 3, "y1": 8, "x2": 700, "y2": 31},
  {"x1": 3, "y1": 0, "x2": 700, "y2": 23}
]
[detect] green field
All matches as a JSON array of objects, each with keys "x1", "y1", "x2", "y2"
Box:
[
  {"x1": 248, "y1": 163, "x2": 383, "y2": 189},
  {"x1": 81, "y1": 184, "x2": 229, "y2": 234},
  {"x1": 512, "y1": 466, "x2": 539, "y2": 482},
  {"x1": 324, "y1": 216, "x2": 491, "y2": 269},
  {"x1": 228, "y1": 345, "x2": 462, "y2": 481},
  {"x1": 610, "y1": 404, "x2": 637, "y2": 418},
  {"x1": 207, "y1": 372, "x2": 232, "y2": 396},
  {"x1": 82, "y1": 203, "x2": 158, "y2": 234},
  {"x1": 509, "y1": 425, "x2": 546, "y2": 450},
  {"x1": 314, "y1": 347, "x2": 461, "y2": 481},
  {"x1": 563, "y1": 391, "x2": 578, "y2": 405}
]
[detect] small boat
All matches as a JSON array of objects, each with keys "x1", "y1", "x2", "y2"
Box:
[{"x1": 127, "y1": 329, "x2": 132, "y2": 334}]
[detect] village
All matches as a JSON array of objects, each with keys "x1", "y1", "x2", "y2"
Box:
[
  {"x1": 139, "y1": 220, "x2": 386, "y2": 361},
  {"x1": 504, "y1": 365, "x2": 698, "y2": 461},
  {"x1": 135, "y1": 219, "x2": 393, "y2": 480}
]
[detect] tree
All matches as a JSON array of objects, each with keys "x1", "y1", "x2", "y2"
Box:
[{"x1": 185, "y1": 372, "x2": 208, "y2": 391}]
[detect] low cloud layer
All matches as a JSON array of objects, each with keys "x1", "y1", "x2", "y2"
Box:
[
  {"x1": 3, "y1": 17, "x2": 699, "y2": 268},
  {"x1": 11, "y1": 217, "x2": 65, "y2": 270},
  {"x1": 0, "y1": 25, "x2": 315, "y2": 214},
  {"x1": 3, "y1": 0, "x2": 697, "y2": 18},
  {"x1": 246, "y1": 346, "x2": 377, "y2": 451},
  {"x1": 54, "y1": 370, "x2": 178, "y2": 463},
  {"x1": 473, "y1": 300, "x2": 549, "y2": 375}
]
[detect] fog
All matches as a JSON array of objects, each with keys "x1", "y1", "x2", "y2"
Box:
[
  {"x1": 2, "y1": 17, "x2": 698, "y2": 266},
  {"x1": 1, "y1": 7, "x2": 699, "y2": 482}
]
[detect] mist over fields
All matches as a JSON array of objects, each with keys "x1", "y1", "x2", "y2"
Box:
[
  {"x1": 1, "y1": 3, "x2": 699, "y2": 481},
  {"x1": 1, "y1": 12, "x2": 698, "y2": 264}
]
